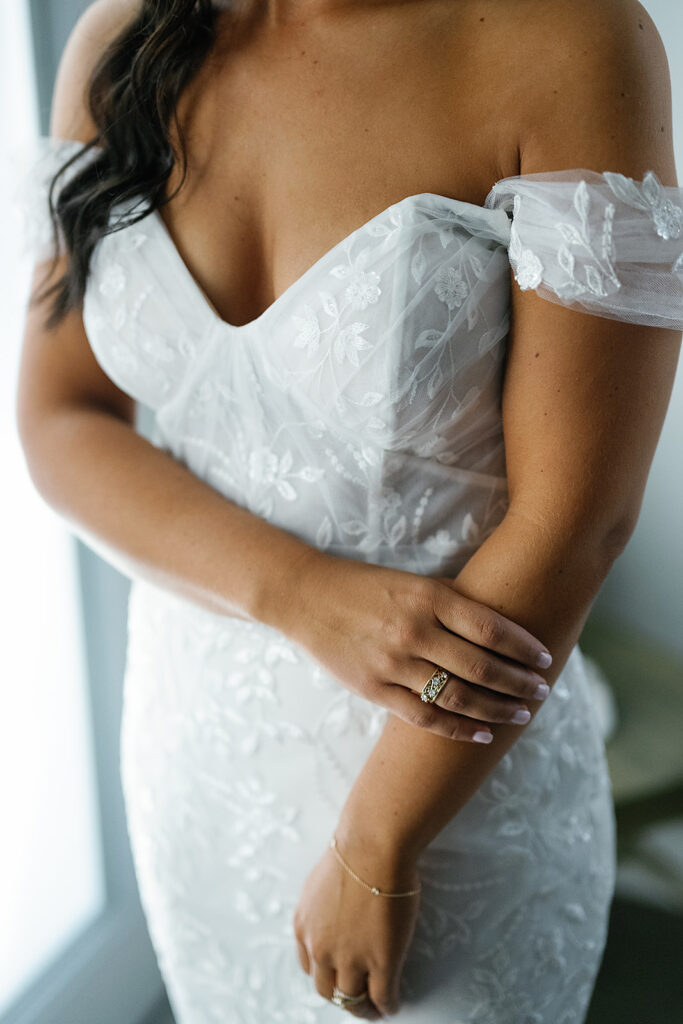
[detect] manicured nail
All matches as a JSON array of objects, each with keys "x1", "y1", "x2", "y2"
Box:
[
  {"x1": 534, "y1": 682, "x2": 550, "y2": 700},
  {"x1": 511, "y1": 708, "x2": 531, "y2": 724},
  {"x1": 536, "y1": 650, "x2": 553, "y2": 669},
  {"x1": 473, "y1": 730, "x2": 493, "y2": 743}
]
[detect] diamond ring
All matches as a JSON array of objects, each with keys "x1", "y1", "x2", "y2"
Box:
[
  {"x1": 331, "y1": 985, "x2": 369, "y2": 1008},
  {"x1": 420, "y1": 666, "x2": 450, "y2": 703}
]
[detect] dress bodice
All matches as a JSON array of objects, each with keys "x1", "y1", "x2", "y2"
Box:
[{"x1": 9, "y1": 137, "x2": 683, "y2": 575}]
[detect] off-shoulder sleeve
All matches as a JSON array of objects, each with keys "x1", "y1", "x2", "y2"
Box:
[
  {"x1": 5, "y1": 134, "x2": 100, "y2": 264},
  {"x1": 485, "y1": 168, "x2": 683, "y2": 330}
]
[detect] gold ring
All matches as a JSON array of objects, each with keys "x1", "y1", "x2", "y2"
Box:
[
  {"x1": 420, "y1": 666, "x2": 450, "y2": 703},
  {"x1": 331, "y1": 986, "x2": 369, "y2": 1008}
]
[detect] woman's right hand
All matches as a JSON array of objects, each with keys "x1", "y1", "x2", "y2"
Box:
[{"x1": 269, "y1": 550, "x2": 553, "y2": 743}]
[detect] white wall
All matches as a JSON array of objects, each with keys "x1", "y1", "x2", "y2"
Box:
[{"x1": 591, "y1": 0, "x2": 683, "y2": 658}]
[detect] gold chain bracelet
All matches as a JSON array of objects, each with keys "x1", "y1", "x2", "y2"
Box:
[{"x1": 329, "y1": 835, "x2": 422, "y2": 898}]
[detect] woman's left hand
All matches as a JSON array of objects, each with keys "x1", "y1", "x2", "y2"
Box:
[{"x1": 292, "y1": 836, "x2": 421, "y2": 1019}]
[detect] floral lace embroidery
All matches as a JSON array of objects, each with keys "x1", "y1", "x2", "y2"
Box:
[
  {"x1": 552, "y1": 181, "x2": 620, "y2": 299},
  {"x1": 121, "y1": 586, "x2": 616, "y2": 1023},
  {"x1": 433, "y1": 263, "x2": 469, "y2": 308},
  {"x1": 510, "y1": 184, "x2": 620, "y2": 300},
  {"x1": 603, "y1": 168, "x2": 683, "y2": 241},
  {"x1": 508, "y1": 196, "x2": 545, "y2": 290}
]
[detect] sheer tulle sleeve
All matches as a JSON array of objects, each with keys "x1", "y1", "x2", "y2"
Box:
[
  {"x1": 4, "y1": 134, "x2": 100, "y2": 264},
  {"x1": 485, "y1": 168, "x2": 683, "y2": 330}
]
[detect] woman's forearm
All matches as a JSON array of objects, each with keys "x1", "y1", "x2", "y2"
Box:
[
  {"x1": 334, "y1": 507, "x2": 624, "y2": 887},
  {"x1": 21, "y1": 401, "x2": 316, "y2": 621}
]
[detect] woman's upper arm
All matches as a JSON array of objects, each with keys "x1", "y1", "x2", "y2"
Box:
[
  {"x1": 18, "y1": 0, "x2": 142, "y2": 444},
  {"x1": 500, "y1": 0, "x2": 682, "y2": 544}
]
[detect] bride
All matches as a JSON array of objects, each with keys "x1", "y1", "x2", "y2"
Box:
[{"x1": 14, "y1": 0, "x2": 682, "y2": 1020}]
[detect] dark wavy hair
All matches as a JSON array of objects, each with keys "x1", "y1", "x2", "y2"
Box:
[{"x1": 33, "y1": 0, "x2": 226, "y2": 331}]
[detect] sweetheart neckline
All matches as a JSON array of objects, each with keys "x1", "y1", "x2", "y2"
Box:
[{"x1": 147, "y1": 188, "x2": 513, "y2": 335}]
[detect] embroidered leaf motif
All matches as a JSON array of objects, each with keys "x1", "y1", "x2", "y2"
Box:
[
  {"x1": 317, "y1": 290, "x2": 339, "y2": 318},
  {"x1": 359, "y1": 391, "x2": 383, "y2": 406},
  {"x1": 359, "y1": 444, "x2": 380, "y2": 467},
  {"x1": 298, "y1": 466, "x2": 324, "y2": 482},
  {"x1": 642, "y1": 172, "x2": 663, "y2": 208},
  {"x1": 508, "y1": 224, "x2": 523, "y2": 262},
  {"x1": 461, "y1": 512, "x2": 480, "y2": 544},
  {"x1": 584, "y1": 264, "x2": 606, "y2": 296},
  {"x1": 411, "y1": 248, "x2": 427, "y2": 285},
  {"x1": 438, "y1": 226, "x2": 456, "y2": 249},
  {"x1": 603, "y1": 171, "x2": 649, "y2": 210},
  {"x1": 491, "y1": 778, "x2": 510, "y2": 801},
  {"x1": 469, "y1": 254, "x2": 484, "y2": 277},
  {"x1": 558, "y1": 244, "x2": 575, "y2": 278},
  {"x1": 556, "y1": 279, "x2": 588, "y2": 300},
  {"x1": 467, "y1": 304, "x2": 480, "y2": 331},
  {"x1": 556, "y1": 223, "x2": 585, "y2": 247},
  {"x1": 427, "y1": 365, "x2": 444, "y2": 399},
  {"x1": 388, "y1": 516, "x2": 407, "y2": 546},
  {"x1": 498, "y1": 819, "x2": 526, "y2": 837},
  {"x1": 276, "y1": 480, "x2": 297, "y2": 500},
  {"x1": 333, "y1": 322, "x2": 372, "y2": 366},
  {"x1": 316, "y1": 516, "x2": 333, "y2": 549},
  {"x1": 600, "y1": 204, "x2": 616, "y2": 261},
  {"x1": 340, "y1": 520, "x2": 367, "y2": 536},
  {"x1": 415, "y1": 328, "x2": 443, "y2": 349},
  {"x1": 573, "y1": 180, "x2": 590, "y2": 227},
  {"x1": 292, "y1": 305, "x2": 321, "y2": 355}
]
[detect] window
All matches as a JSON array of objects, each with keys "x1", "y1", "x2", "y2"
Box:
[{"x1": 1, "y1": 5, "x2": 166, "y2": 1023}]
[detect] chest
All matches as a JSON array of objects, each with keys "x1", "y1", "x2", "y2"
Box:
[{"x1": 157, "y1": 1, "x2": 520, "y2": 329}]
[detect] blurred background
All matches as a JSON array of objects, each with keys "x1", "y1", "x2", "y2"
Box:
[{"x1": 0, "y1": 2, "x2": 681, "y2": 1023}]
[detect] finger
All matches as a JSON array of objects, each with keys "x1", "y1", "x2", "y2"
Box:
[
  {"x1": 312, "y1": 959, "x2": 335, "y2": 1002},
  {"x1": 295, "y1": 938, "x2": 311, "y2": 975},
  {"x1": 380, "y1": 681, "x2": 494, "y2": 743},
  {"x1": 335, "y1": 963, "x2": 379, "y2": 1020},
  {"x1": 421, "y1": 629, "x2": 550, "y2": 703},
  {"x1": 424, "y1": 618, "x2": 550, "y2": 701},
  {"x1": 367, "y1": 963, "x2": 402, "y2": 1018},
  {"x1": 412, "y1": 659, "x2": 533, "y2": 725},
  {"x1": 433, "y1": 587, "x2": 553, "y2": 672}
]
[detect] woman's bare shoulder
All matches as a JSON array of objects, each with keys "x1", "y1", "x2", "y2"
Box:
[
  {"x1": 499, "y1": 0, "x2": 668, "y2": 100},
  {"x1": 50, "y1": 0, "x2": 143, "y2": 144},
  {"x1": 480, "y1": 0, "x2": 673, "y2": 180}
]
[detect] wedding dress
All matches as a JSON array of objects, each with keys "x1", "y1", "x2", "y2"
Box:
[{"x1": 11, "y1": 135, "x2": 683, "y2": 1024}]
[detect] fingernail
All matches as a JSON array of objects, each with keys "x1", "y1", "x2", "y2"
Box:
[
  {"x1": 511, "y1": 708, "x2": 531, "y2": 724},
  {"x1": 536, "y1": 650, "x2": 553, "y2": 669},
  {"x1": 534, "y1": 682, "x2": 550, "y2": 700},
  {"x1": 473, "y1": 730, "x2": 493, "y2": 743}
]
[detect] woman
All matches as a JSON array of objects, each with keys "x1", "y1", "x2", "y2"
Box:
[{"x1": 13, "y1": 0, "x2": 683, "y2": 1020}]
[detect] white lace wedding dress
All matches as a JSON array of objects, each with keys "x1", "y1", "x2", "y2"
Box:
[{"x1": 12, "y1": 136, "x2": 683, "y2": 1023}]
